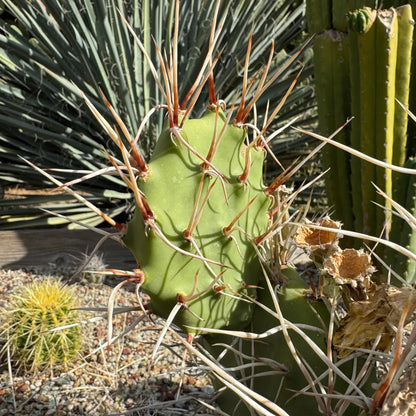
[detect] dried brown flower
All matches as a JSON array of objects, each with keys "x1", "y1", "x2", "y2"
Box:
[
  {"x1": 293, "y1": 217, "x2": 341, "y2": 250},
  {"x1": 334, "y1": 286, "x2": 416, "y2": 358}
]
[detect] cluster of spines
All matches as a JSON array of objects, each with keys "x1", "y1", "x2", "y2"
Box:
[{"x1": 2, "y1": 278, "x2": 82, "y2": 372}]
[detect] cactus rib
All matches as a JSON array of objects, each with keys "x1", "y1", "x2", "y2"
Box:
[
  {"x1": 348, "y1": 28, "x2": 363, "y2": 231},
  {"x1": 313, "y1": 30, "x2": 353, "y2": 230},
  {"x1": 374, "y1": 9, "x2": 398, "y2": 236},
  {"x1": 392, "y1": 5, "x2": 414, "y2": 188},
  {"x1": 355, "y1": 8, "x2": 377, "y2": 236},
  {"x1": 306, "y1": 0, "x2": 331, "y2": 34}
]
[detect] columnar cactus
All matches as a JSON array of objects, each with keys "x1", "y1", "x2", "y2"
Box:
[
  {"x1": 388, "y1": 157, "x2": 416, "y2": 282},
  {"x1": 307, "y1": 2, "x2": 416, "y2": 278},
  {"x1": 313, "y1": 30, "x2": 353, "y2": 231}
]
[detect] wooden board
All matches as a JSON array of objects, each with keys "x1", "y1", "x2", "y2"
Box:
[{"x1": 0, "y1": 228, "x2": 137, "y2": 271}]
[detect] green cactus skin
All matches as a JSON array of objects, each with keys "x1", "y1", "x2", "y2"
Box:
[
  {"x1": 374, "y1": 9, "x2": 398, "y2": 237},
  {"x1": 306, "y1": 0, "x2": 379, "y2": 34},
  {"x1": 313, "y1": 31, "x2": 337, "y2": 210},
  {"x1": 313, "y1": 30, "x2": 354, "y2": 232},
  {"x1": 348, "y1": 26, "x2": 363, "y2": 232},
  {"x1": 392, "y1": 5, "x2": 414, "y2": 191},
  {"x1": 333, "y1": 1, "x2": 378, "y2": 32},
  {"x1": 247, "y1": 268, "x2": 330, "y2": 416},
  {"x1": 353, "y1": 8, "x2": 378, "y2": 236},
  {"x1": 333, "y1": 33, "x2": 354, "y2": 232},
  {"x1": 347, "y1": 6, "x2": 376, "y2": 34},
  {"x1": 206, "y1": 267, "x2": 376, "y2": 416},
  {"x1": 406, "y1": 0, "x2": 416, "y2": 158},
  {"x1": 306, "y1": 0, "x2": 332, "y2": 34},
  {"x1": 344, "y1": 8, "x2": 407, "y2": 240},
  {"x1": 123, "y1": 109, "x2": 270, "y2": 333},
  {"x1": 310, "y1": 4, "x2": 415, "y2": 255},
  {"x1": 203, "y1": 267, "x2": 328, "y2": 416}
]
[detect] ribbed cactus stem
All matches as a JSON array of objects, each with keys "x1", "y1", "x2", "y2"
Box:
[
  {"x1": 306, "y1": 0, "x2": 332, "y2": 33},
  {"x1": 392, "y1": 5, "x2": 414, "y2": 188},
  {"x1": 374, "y1": 9, "x2": 398, "y2": 237},
  {"x1": 349, "y1": 8, "x2": 378, "y2": 235},
  {"x1": 334, "y1": 33, "x2": 354, "y2": 231},
  {"x1": 347, "y1": 5, "x2": 377, "y2": 233},
  {"x1": 348, "y1": 29, "x2": 363, "y2": 231},
  {"x1": 313, "y1": 32, "x2": 337, "y2": 213},
  {"x1": 389, "y1": 157, "x2": 416, "y2": 283},
  {"x1": 333, "y1": 0, "x2": 355, "y2": 31},
  {"x1": 313, "y1": 30, "x2": 354, "y2": 231},
  {"x1": 333, "y1": 1, "x2": 379, "y2": 31},
  {"x1": 407, "y1": 0, "x2": 416, "y2": 158}
]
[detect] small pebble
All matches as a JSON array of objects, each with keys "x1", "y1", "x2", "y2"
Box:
[
  {"x1": 54, "y1": 375, "x2": 71, "y2": 386},
  {"x1": 17, "y1": 383, "x2": 29, "y2": 393},
  {"x1": 38, "y1": 394, "x2": 50, "y2": 403}
]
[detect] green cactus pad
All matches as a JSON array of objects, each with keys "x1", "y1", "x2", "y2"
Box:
[{"x1": 124, "y1": 109, "x2": 270, "y2": 333}]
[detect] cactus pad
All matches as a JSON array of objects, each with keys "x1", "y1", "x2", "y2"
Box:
[{"x1": 123, "y1": 109, "x2": 270, "y2": 333}]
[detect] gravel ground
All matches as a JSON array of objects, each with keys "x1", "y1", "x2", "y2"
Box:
[{"x1": 0, "y1": 269, "x2": 216, "y2": 416}]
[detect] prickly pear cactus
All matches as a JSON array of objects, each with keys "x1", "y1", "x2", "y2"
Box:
[
  {"x1": 40, "y1": 3, "x2": 386, "y2": 414},
  {"x1": 123, "y1": 109, "x2": 271, "y2": 333}
]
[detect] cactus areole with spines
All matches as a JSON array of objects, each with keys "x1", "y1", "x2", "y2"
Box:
[{"x1": 123, "y1": 108, "x2": 271, "y2": 333}]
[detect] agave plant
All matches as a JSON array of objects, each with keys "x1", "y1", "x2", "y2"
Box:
[{"x1": 0, "y1": 0, "x2": 315, "y2": 229}]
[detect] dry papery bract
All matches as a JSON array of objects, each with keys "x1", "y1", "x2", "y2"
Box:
[
  {"x1": 293, "y1": 217, "x2": 342, "y2": 250},
  {"x1": 323, "y1": 248, "x2": 376, "y2": 301},
  {"x1": 293, "y1": 217, "x2": 342, "y2": 270},
  {"x1": 333, "y1": 285, "x2": 416, "y2": 358},
  {"x1": 324, "y1": 249, "x2": 375, "y2": 284}
]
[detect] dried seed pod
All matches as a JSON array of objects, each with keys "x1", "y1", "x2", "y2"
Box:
[{"x1": 294, "y1": 217, "x2": 341, "y2": 249}]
